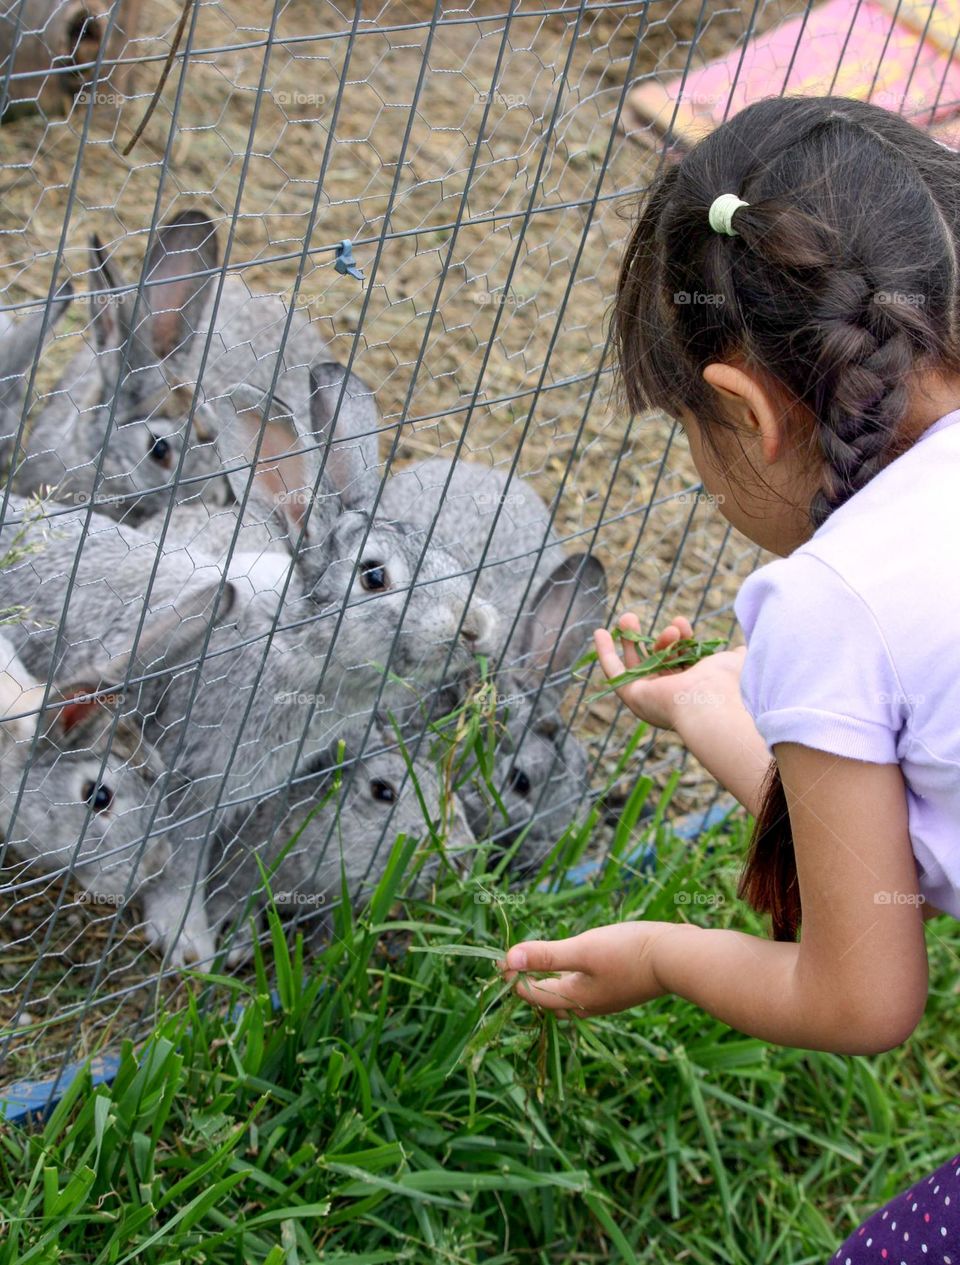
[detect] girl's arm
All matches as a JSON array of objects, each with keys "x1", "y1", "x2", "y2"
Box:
[
  {"x1": 669, "y1": 658, "x2": 771, "y2": 817},
  {"x1": 501, "y1": 743, "x2": 928, "y2": 1055},
  {"x1": 655, "y1": 743, "x2": 927, "y2": 1052}
]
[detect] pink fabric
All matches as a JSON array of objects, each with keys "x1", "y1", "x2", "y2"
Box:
[{"x1": 625, "y1": 0, "x2": 960, "y2": 145}]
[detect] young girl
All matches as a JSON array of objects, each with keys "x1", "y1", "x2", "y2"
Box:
[{"x1": 500, "y1": 94, "x2": 960, "y2": 1258}]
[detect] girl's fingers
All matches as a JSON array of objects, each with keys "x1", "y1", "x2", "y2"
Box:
[
  {"x1": 502, "y1": 936, "x2": 593, "y2": 976},
  {"x1": 513, "y1": 971, "x2": 589, "y2": 1015},
  {"x1": 651, "y1": 626, "x2": 679, "y2": 654},
  {"x1": 617, "y1": 611, "x2": 644, "y2": 669},
  {"x1": 652, "y1": 616, "x2": 693, "y2": 653},
  {"x1": 615, "y1": 613, "x2": 695, "y2": 666},
  {"x1": 598, "y1": 613, "x2": 695, "y2": 687},
  {"x1": 593, "y1": 627, "x2": 626, "y2": 681}
]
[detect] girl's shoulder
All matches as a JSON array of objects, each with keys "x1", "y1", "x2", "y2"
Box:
[
  {"x1": 740, "y1": 415, "x2": 960, "y2": 643},
  {"x1": 734, "y1": 417, "x2": 960, "y2": 764},
  {"x1": 803, "y1": 414, "x2": 960, "y2": 598}
]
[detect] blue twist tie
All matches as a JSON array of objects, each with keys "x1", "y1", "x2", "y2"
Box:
[{"x1": 334, "y1": 239, "x2": 363, "y2": 282}]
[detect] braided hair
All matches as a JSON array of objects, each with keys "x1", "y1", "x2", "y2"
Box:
[{"x1": 613, "y1": 95, "x2": 960, "y2": 939}]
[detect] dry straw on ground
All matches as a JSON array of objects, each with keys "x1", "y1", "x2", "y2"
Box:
[{"x1": 0, "y1": 0, "x2": 797, "y2": 1084}]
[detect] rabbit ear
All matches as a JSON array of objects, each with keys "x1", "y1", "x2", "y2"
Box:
[
  {"x1": 142, "y1": 210, "x2": 220, "y2": 359},
  {"x1": 219, "y1": 384, "x2": 341, "y2": 549},
  {"x1": 0, "y1": 282, "x2": 73, "y2": 430},
  {"x1": 35, "y1": 686, "x2": 146, "y2": 761},
  {"x1": 515, "y1": 554, "x2": 608, "y2": 690},
  {"x1": 0, "y1": 637, "x2": 44, "y2": 747},
  {"x1": 94, "y1": 577, "x2": 239, "y2": 691},
  {"x1": 88, "y1": 234, "x2": 132, "y2": 353},
  {"x1": 1, "y1": 284, "x2": 72, "y2": 377},
  {"x1": 308, "y1": 361, "x2": 382, "y2": 508},
  {"x1": 43, "y1": 687, "x2": 108, "y2": 743}
]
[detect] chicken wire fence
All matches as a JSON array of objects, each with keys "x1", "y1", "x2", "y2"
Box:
[{"x1": 2, "y1": 0, "x2": 946, "y2": 1100}]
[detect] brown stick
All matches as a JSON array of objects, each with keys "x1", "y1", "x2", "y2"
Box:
[{"x1": 121, "y1": 0, "x2": 195, "y2": 157}]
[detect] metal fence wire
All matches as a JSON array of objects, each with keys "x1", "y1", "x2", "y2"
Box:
[{"x1": 1, "y1": 0, "x2": 950, "y2": 1096}]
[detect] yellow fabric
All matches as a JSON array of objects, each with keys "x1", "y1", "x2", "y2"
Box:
[{"x1": 872, "y1": 0, "x2": 960, "y2": 59}]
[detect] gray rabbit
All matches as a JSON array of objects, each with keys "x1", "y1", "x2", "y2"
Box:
[
  {"x1": 0, "y1": 369, "x2": 493, "y2": 928},
  {"x1": 157, "y1": 360, "x2": 385, "y2": 569},
  {"x1": 0, "y1": 491, "x2": 238, "y2": 696},
  {"x1": 0, "y1": 495, "x2": 245, "y2": 963},
  {"x1": 206, "y1": 728, "x2": 477, "y2": 963},
  {"x1": 0, "y1": 283, "x2": 74, "y2": 473},
  {"x1": 12, "y1": 209, "x2": 326, "y2": 524},
  {"x1": 136, "y1": 367, "x2": 498, "y2": 849},
  {"x1": 0, "y1": 633, "x2": 216, "y2": 966},
  {"x1": 377, "y1": 458, "x2": 607, "y2": 871},
  {"x1": 456, "y1": 553, "x2": 606, "y2": 871}
]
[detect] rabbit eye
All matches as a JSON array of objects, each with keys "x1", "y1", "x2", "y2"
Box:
[
  {"x1": 82, "y1": 780, "x2": 114, "y2": 813},
  {"x1": 149, "y1": 435, "x2": 172, "y2": 466},
  {"x1": 370, "y1": 778, "x2": 397, "y2": 803},
  {"x1": 509, "y1": 768, "x2": 531, "y2": 797},
  {"x1": 360, "y1": 561, "x2": 388, "y2": 592}
]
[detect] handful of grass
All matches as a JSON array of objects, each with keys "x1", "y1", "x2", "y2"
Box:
[{"x1": 574, "y1": 627, "x2": 728, "y2": 701}]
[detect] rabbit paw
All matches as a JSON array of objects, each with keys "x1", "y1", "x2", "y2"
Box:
[
  {"x1": 143, "y1": 891, "x2": 216, "y2": 970},
  {"x1": 221, "y1": 921, "x2": 258, "y2": 969}
]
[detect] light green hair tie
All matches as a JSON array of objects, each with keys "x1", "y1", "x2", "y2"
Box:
[{"x1": 708, "y1": 193, "x2": 750, "y2": 236}]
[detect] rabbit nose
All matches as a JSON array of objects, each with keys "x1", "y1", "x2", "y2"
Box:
[{"x1": 458, "y1": 602, "x2": 496, "y2": 653}]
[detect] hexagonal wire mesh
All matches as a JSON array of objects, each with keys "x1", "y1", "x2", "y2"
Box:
[{"x1": 1, "y1": 0, "x2": 953, "y2": 1104}]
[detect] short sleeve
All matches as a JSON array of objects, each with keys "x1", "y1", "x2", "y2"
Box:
[{"x1": 734, "y1": 552, "x2": 904, "y2": 764}]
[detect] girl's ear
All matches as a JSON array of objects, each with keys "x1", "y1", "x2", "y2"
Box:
[{"x1": 702, "y1": 361, "x2": 786, "y2": 465}]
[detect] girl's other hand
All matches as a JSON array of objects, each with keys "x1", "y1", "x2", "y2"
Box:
[{"x1": 498, "y1": 922, "x2": 674, "y2": 1017}]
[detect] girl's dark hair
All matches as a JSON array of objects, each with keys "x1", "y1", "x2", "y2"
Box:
[{"x1": 614, "y1": 95, "x2": 960, "y2": 941}]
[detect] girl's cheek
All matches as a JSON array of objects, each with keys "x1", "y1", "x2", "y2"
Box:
[{"x1": 684, "y1": 423, "x2": 715, "y2": 488}]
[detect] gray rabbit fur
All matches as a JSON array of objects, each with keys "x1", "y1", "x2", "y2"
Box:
[
  {"x1": 132, "y1": 369, "x2": 498, "y2": 850},
  {"x1": 156, "y1": 360, "x2": 387, "y2": 571},
  {"x1": 377, "y1": 458, "x2": 607, "y2": 871},
  {"x1": 0, "y1": 493, "x2": 246, "y2": 964},
  {"x1": 0, "y1": 491, "x2": 238, "y2": 693},
  {"x1": 0, "y1": 633, "x2": 217, "y2": 965},
  {"x1": 0, "y1": 381, "x2": 494, "y2": 949},
  {"x1": 0, "y1": 283, "x2": 73, "y2": 473},
  {"x1": 11, "y1": 209, "x2": 327, "y2": 524},
  {"x1": 206, "y1": 728, "x2": 476, "y2": 962}
]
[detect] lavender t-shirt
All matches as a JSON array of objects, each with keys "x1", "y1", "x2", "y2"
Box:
[{"x1": 734, "y1": 407, "x2": 960, "y2": 918}]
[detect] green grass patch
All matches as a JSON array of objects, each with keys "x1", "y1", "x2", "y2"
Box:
[{"x1": 1, "y1": 797, "x2": 958, "y2": 1264}]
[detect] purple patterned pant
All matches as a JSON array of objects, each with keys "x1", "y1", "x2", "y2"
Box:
[{"x1": 833, "y1": 1153, "x2": 960, "y2": 1263}]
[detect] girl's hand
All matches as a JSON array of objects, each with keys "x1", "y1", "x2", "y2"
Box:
[
  {"x1": 498, "y1": 922, "x2": 674, "y2": 1017},
  {"x1": 594, "y1": 612, "x2": 746, "y2": 731}
]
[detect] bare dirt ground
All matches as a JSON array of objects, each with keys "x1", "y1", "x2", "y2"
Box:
[{"x1": 0, "y1": 0, "x2": 808, "y2": 1086}]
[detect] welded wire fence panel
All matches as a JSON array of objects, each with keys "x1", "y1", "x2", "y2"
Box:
[{"x1": 1, "y1": 0, "x2": 952, "y2": 1097}]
